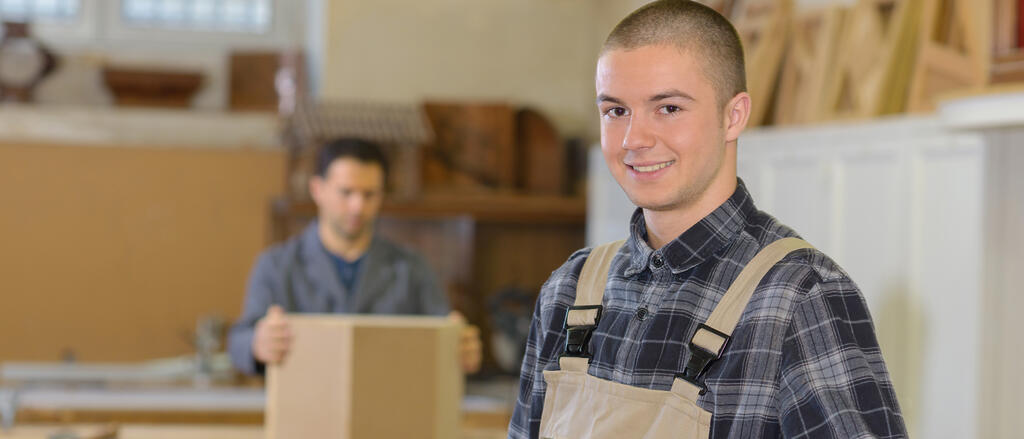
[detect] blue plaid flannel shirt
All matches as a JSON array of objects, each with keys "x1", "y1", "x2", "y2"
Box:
[{"x1": 508, "y1": 179, "x2": 906, "y2": 438}]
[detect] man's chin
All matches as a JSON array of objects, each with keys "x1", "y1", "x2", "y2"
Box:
[
  {"x1": 331, "y1": 223, "x2": 368, "y2": 242},
  {"x1": 626, "y1": 193, "x2": 683, "y2": 212}
]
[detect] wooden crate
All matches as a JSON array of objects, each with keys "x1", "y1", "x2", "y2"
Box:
[{"x1": 265, "y1": 315, "x2": 462, "y2": 439}]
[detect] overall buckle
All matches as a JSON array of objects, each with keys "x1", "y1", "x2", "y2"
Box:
[
  {"x1": 561, "y1": 305, "x2": 602, "y2": 358},
  {"x1": 677, "y1": 323, "x2": 730, "y2": 395}
]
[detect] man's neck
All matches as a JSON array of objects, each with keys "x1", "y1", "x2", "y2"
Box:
[
  {"x1": 643, "y1": 174, "x2": 737, "y2": 250},
  {"x1": 318, "y1": 222, "x2": 373, "y2": 262}
]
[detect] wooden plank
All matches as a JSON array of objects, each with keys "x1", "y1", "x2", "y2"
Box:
[
  {"x1": 515, "y1": 108, "x2": 566, "y2": 195},
  {"x1": 265, "y1": 315, "x2": 461, "y2": 439},
  {"x1": 823, "y1": 0, "x2": 925, "y2": 119},
  {"x1": 774, "y1": 6, "x2": 847, "y2": 125},
  {"x1": 16, "y1": 409, "x2": 262, "y2": 425},
  {"x1": 732, "y1": 0, "x2": 794, "y2": 126},
  {"x1": 422, "y1": 103, "x2": 517, "y2": 191},
  {"x1": 908, "y1": 0, "x2": 990, "y2": 112},
  {"x1": 1018, "y1": 0, "x2": 1024, "y2": 47},
  {"x1": 228, "y1": 52, "x2": 282, "y2": 112},
  {"x1": 992, "y1": 0, "x2": 1024, "y2": 83}
]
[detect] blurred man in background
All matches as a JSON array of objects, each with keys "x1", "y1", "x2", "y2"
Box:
[{"x1": 228, "y1": 137, "x2": 481, "y2": 376}]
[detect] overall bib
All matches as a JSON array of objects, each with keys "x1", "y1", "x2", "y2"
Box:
[{"x1": 539, "y1": 238, "x2": 812, "y2": 439}]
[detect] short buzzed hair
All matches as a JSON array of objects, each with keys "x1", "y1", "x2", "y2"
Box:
[{"x1": 603, "y1": 0, "x2": 746, "y2": 107}]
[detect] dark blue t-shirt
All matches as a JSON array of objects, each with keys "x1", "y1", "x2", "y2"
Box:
[{"x1": 323, "y1": 247, "x2": 364, "y2": 294}]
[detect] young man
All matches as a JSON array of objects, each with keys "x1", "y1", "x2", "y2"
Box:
[
  {"x1": 228, "y1": 138, "x2": 482, "y2": 376},
  {"x1": 509, "y1": 1, "x2": 905, "y2": 438}
]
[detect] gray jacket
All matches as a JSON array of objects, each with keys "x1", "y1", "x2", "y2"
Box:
[{"x1": 228, "y1": 222, "x2": 450, "y2": 375}]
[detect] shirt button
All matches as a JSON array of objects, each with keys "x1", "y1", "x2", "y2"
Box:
[
  {"x1": 651, "y1": 253, "x2": 664, "y2": 269},
  {"x1": 636, "y1": 307, "x2": 648, "y2": 321}
]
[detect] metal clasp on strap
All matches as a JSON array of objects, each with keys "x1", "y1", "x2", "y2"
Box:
[
  {"x1": 677, "y1": 323, "x2": 730, "y2": 395},
  {"x1": 561, "y1": 305, "x2": 602, "y2": 358}
]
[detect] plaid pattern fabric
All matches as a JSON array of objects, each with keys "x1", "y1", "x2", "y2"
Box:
[{"x1": 509, "y1": 179, "x2": 906, "y2": 438}]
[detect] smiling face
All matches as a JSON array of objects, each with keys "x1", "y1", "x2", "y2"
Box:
[{"x1": 597, "y1": 44, "x2": 747, "y2": 214}]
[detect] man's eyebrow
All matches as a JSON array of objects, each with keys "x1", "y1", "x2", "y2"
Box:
[
  {"x1": 649, "y1": 89, "x2": 696, "y2": 102},
  {"x1": 596, "y1": 94, "x2": 625, "y2": 105}
]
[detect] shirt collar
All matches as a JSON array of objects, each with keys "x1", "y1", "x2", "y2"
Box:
[{"x1": 624, "y1": 178, "x2": 756, "y2": 276}]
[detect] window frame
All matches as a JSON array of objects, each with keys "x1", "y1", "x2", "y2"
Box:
[{"x1": 27, "y1": 0, "x2": 299, "y2": 49}]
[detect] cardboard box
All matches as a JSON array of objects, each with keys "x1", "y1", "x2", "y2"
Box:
[{"x1": 266, "y1": 315, "x2": 463, "y2": 439}]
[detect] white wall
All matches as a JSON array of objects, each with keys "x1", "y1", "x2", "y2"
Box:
[{"x1": 314, "y1": 0, "x2": 619, "y2": 140}]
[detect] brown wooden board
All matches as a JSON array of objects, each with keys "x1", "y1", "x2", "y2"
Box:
[
  {"x1": 992, "y1": 0, "x2": 1024, "y2": 83},
  {"x1": 774, "y1": 6, "x2": 847, "y2": 125},
  {"x1": 265, "y1": 315, "x2": 462, "y2": 439},
  {"x1": 733, "y1": 0, "x2": 794, "y2": 126},
  {"x1": 907, "y1": 0, "x2": 990, "y2": 112},
  {"x1": 1015, "y1": 0, "x2": 1024, "y2": 46},
  {"x1": 228, "y1": 52, "x2": 281, "y2": 112},
  {"x1": 515, "y1": 108, "x2": 565, "y2": 195},
  {"x1": 823, "y1": 0, "x2": 925, "y2": 120},
  {"x1": 422, "y1": 102, "x2": 516, "y2": 192}
]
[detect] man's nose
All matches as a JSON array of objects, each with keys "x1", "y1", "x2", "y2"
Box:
[
  {"x1": 622, "y1": 114, "x2": 655, "y2": 150},
  {"x1": 345, "y1": 194, "x2": 366, "y2": 211}
]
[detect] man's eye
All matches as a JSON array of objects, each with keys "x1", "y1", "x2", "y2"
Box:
[
  {"x1": 603, "y1": 107, "x2": 627, "y2": 117},
  {"x1": 660, "y1": 105, "x2": 681, "y2": 114}
]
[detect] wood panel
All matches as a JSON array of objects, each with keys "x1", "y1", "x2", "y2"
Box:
[
  {"x1": 992, "y1": 0, "x2": 1024, "y2": 83},
  {"x1": 422, "y1": 103, "x2": 516, "y2": 191},
  {"x1": 0, "y1": 142, "x2": 286, "y2": 364},
  {"x1": 823, "y1": 0, "x2": 924, "y2": 119},
  {"x1": 907, "y1": 0, "x2": 990, "y2": 112},
  {"x1": 733, "y1": 0, "x2": 794, "y2": 126},
  {"x1": 773, "y1": 6, "x2": 846, "y2": 125}
]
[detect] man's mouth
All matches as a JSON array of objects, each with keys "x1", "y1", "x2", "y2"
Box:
[{"x1": 629, "y1": 160, "x2": 675, "y2": 173}]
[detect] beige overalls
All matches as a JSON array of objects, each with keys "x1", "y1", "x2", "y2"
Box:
[{"x1": 539, "y1": 238, "x2": 812, "y2": 439}]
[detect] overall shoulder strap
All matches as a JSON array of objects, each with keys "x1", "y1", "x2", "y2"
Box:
[
  {"x1": 559, "y1": 240, "x2": 626, "y2": 371},
  {"x1": 680, "y1": 237, "x2": 814, "y2": 390}
]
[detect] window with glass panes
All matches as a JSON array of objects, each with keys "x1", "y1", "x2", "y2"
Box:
[
  {"x1": 0, "y1": 0, "x2": 79, "y2": 21},
  {"x1": 121, "y1": 0, "x2": 270, "y2": 33}
]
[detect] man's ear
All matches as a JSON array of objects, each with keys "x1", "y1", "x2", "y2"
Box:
[
  {"x1": 723, "y1": 92, "x2": 751, "y2": 142},
  {"x1": 308, "y1": 176, "x2": 323, "y2": 204}
]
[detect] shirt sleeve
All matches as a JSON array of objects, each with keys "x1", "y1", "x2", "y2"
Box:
[
  {"x1": 227, "y1": 251, "x2": 278, "y2": 376},
  {"x1": 777, "y1": 279, "x2": 907, "y2": 438},
  {"x1": 508, "y1": 292, "x2": 547, "y2": 439}
]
